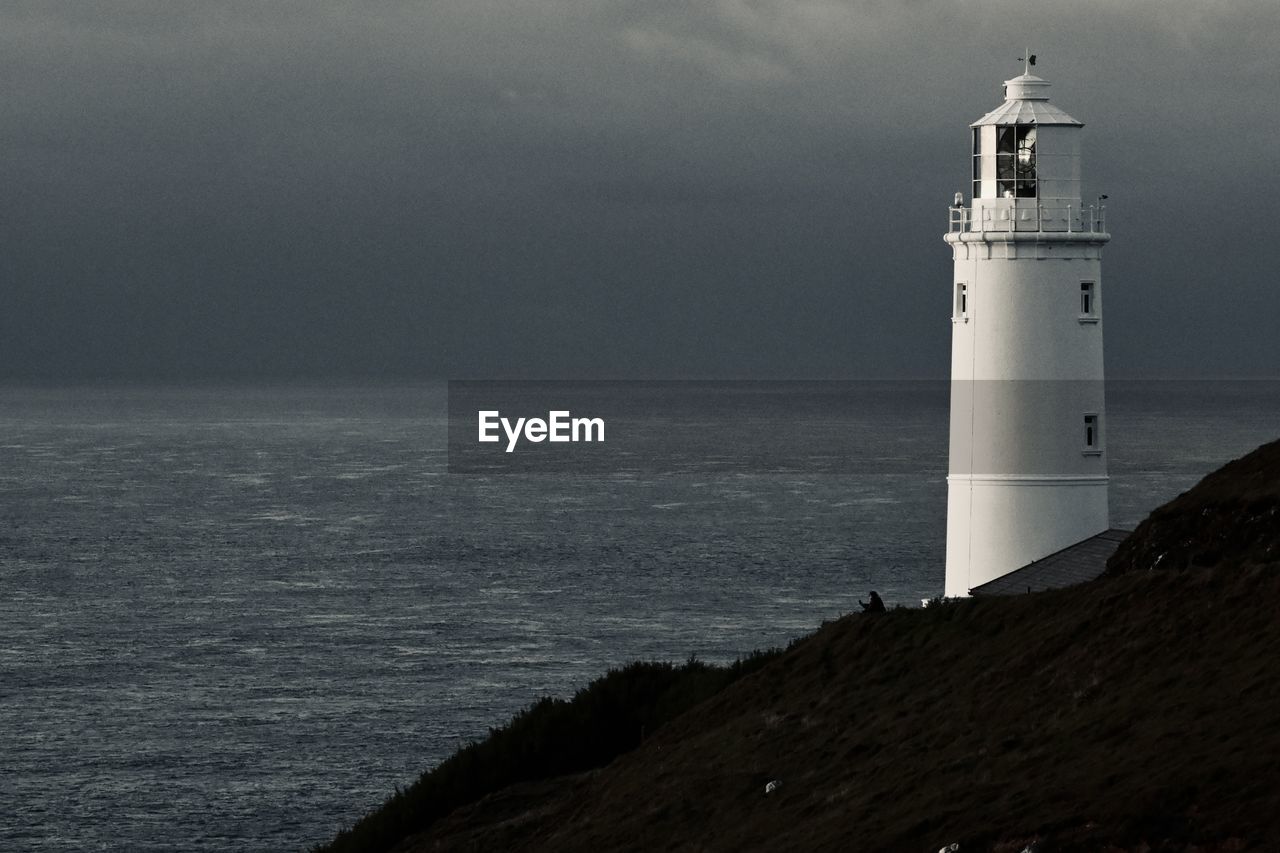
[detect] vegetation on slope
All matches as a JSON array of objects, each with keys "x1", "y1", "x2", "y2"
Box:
[
  {"x1": 321, "y1": 437, "x2": 1280, "y2": 853},
  {"x1": 1108, "y1": 436, "x2": 1280, "y2": 576},
  {"x1": 404, "y1": 567, "x2": 1280, "y2": 852},
  {"x1": 314, "y1": 651, "x2": 781, "y2": 853}
]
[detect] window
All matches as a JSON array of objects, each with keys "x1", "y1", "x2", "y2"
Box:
[
  {"x1": 1083, "y1": 414, "x2": 1102, "y2": 454},
  {"x1": 954, "y1": 283, "x2": 968, "y2": 321},
  {"x1": 1079, "y1": 281, "x2": 1098, "y2": 322},
  {"x1": 996, "y1": 124, "x2": 1036, "y2": 198},
  {"x1": 972, "y1": 128, "x2": 981, "y2": 200}
]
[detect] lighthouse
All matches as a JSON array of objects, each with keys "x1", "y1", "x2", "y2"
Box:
[{"x1": 944, "y1": 64, "x2": 1111, "y2": 597}]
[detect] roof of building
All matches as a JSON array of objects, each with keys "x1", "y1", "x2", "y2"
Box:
[
  {"x1": 972, "y1": 73, "x2": 1084, "y2": 127},
  {"x1": 970, "y1": 528, "x2": 1131, "y2": 596}
]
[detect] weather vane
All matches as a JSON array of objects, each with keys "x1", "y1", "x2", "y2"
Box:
[{"x1": 1017, "y1": 49, "x2": 1037, "y2": 75}]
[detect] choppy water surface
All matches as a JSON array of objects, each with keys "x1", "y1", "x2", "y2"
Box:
[{"x1": 2, "y1": 381, "x2": 1277, "y2": 851}]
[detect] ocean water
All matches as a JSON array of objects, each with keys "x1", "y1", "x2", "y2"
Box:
[{"x1": 1, "y1": 381, "x2": 1277, "y2": 852}]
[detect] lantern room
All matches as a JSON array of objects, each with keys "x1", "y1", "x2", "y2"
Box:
[{"x1": 960, "y1": 73, "x2": 1090, "y2": 233}]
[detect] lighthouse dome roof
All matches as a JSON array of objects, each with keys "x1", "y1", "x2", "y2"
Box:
[{"x1": 971, "y1": 73, "x2": 1083, "y2": 127}]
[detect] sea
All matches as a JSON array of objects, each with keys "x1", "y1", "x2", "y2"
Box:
[{"x1": 2, "y1": 380, "x2": 1277, "y2": 852}]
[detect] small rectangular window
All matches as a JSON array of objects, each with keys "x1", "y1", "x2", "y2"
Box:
[
  {"x1": 1079, "y1": 281, "x2": 1098, "y2": 322},
  {"x1": 1083, "y1": 414, "x2": 1101, "y2": 453},
  {"x1": 954, "y1": 283, "x2": 968, "y2": 321}
]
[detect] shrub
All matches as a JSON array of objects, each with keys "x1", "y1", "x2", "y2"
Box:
[{"x1": 315, "y1": 648, "x2": 780, "y2": 853}]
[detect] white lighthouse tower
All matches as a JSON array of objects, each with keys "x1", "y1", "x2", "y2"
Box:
[{"x1": 944, "y1": 64, "x2": 1111, "y2": 597}]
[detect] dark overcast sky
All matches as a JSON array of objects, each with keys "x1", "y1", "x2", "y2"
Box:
[{"x1": 3, "y1": 1, "x2": 1278, "y2": 380}]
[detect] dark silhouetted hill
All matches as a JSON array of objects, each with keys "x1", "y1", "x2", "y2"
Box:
[
  {"x1": 318, "y1": 438, "x2": 1280, "y2": 853},
  {"x1": 1107, "y1": 436, "x2": 1280, "y2": 576}
]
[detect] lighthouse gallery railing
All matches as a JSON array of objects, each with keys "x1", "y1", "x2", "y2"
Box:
[{"x1": 947, "y1": 204, "x2": 1107, "y2": 234}]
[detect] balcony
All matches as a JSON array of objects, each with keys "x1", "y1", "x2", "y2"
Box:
[{"x1": 948, "y1": 202, "x2": 1107, "y2": 235}]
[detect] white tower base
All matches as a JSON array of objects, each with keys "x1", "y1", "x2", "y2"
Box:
[{"x1": 945, "y1": 476, "x2": 1109, "y2": 597}]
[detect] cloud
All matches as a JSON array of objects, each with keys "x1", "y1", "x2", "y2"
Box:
[
  {"x1": 1, "y1": 0, "x2": 1279, "y2": 378},
  {"x1": 620, "y1": 24, "x2": 795, "y2": 84}
]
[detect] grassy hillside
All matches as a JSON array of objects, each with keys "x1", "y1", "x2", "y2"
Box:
[
  {"x1": 320, "y1": 438, "x2": 1280, "y2": 852},
  {"x1": 1107, "y1": 437, "x2": 1280, "y2": 576},
  {"x1": 315, "y1": 653, "x2": 781, "y2": 853}
]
